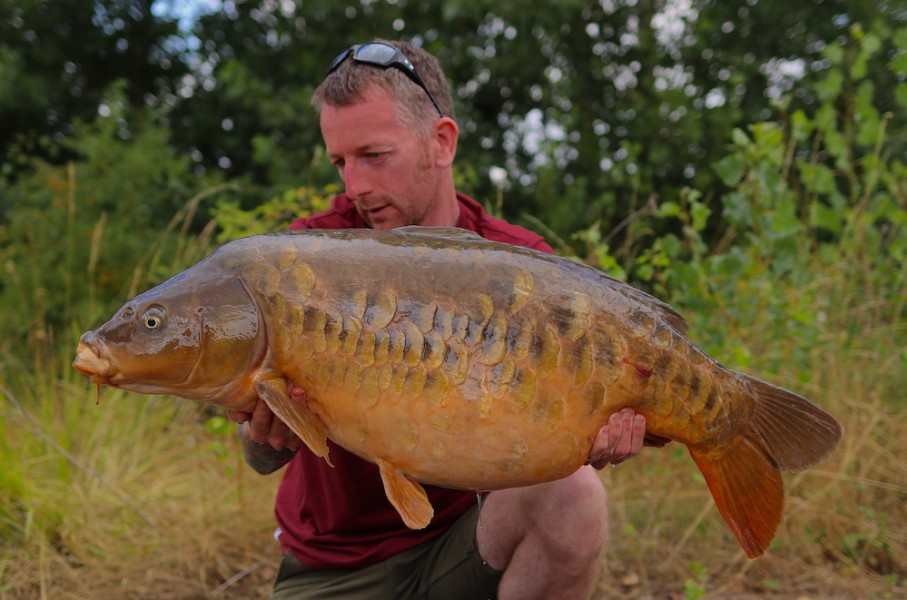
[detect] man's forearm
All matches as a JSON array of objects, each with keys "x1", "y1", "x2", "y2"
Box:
[{"x1": 238, "y1": 422, "x2": 297, "y2": 474}]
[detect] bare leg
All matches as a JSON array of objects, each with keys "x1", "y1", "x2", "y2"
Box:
[{"x1": 476, "y1": 466, "x2": 608, "y2": 600}]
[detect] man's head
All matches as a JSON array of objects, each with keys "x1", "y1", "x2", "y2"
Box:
[{"x1": 313, "y1": 40, "x2": 460, "y2": 230}]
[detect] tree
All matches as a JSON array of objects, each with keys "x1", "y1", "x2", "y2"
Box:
[
  {"x1": 0, "y1": 0, "x2": 188, "y2": 177},
  {"x1": 4, "y1": 0, "x2": 903, "y2": 251},
  {"x1": 172, "y1": 0, "x2": 904, "y2": 249}
]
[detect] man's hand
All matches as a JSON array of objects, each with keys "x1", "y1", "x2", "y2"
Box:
[
  {"x1": 227, "y1": 396, "x2": 303, "y2": 452},
  {"x1": 585, "y1": 408, "x2": 647, "y2": 469}
]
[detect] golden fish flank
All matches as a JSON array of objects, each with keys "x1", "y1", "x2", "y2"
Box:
[{"x1": 72, "y1": 226, "x2": 843, "y2": 560}]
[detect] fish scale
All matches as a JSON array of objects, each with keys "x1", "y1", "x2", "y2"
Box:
[{"x1": 73, "y1": 226, "x2": 842, "y2": 559}]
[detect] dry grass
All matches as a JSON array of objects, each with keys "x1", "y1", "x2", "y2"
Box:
[
  {"x1": 595, "y1": 271, "x2": 907, "y2": 599},
  {"x1": 599, "y1": 382, "x2": 906, "y2": 599},
  {"x1": 1, "y1": 377, "x2": 282, "y2": 599},
  {"x1": 3, "y1": 339, "x2": 904, "y2": 599}
]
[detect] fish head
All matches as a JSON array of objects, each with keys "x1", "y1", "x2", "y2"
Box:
[{"x1": 73, "y1": 268, "x2": 266, "y2": 410}]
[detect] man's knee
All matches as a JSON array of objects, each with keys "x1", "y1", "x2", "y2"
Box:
[{"x1": 530, "y1": 467, "x2": 609, "y2": 557}]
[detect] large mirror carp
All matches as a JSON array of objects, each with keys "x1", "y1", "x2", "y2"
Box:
[{"x1": 73, "y1": 227, "x2": 842, "y2": 558}]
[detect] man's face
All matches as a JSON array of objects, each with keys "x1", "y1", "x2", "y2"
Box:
[{"x1": 320, "y1": 86, "x2": 442, "y2": 229}]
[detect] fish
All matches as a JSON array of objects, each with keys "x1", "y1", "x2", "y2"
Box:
[{"x1": 72, "y1": 226, "x2": 842, "y2": 558}]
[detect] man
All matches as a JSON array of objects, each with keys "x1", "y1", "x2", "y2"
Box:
[{"x1": 228, "y1": 40, "x2": 648, "y2": 599}]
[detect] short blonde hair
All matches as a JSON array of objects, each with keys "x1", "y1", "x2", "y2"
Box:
[{"x1": 313, "y1": 39, "x2": 456, "y2": 135}]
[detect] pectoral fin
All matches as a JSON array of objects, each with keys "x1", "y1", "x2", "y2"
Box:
[
  {"x1": 255, "y1": 376, "x2": 332, "y2": 467},
  {"x1": 376, "y1": 459, "x2": 434, "y2": 529}
]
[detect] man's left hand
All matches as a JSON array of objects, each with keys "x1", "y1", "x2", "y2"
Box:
[{"x1": 585, "y1": 408, "x2": 646, "y2": 469}]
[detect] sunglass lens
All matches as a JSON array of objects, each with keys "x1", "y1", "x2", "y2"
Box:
[{"x1": 356, "y1": 42, "x2": 399, "y2": 66}]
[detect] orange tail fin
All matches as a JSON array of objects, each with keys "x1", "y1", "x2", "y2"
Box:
[{"x1": 688, "y1": 377, "x2": 842, "y2": 558}]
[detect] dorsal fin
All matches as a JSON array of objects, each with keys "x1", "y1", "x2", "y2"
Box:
[
  {"x1": 638, "y1": 293, "x2": 689, "y2": 334},
  {"x1": 394, "y1": 225, "x2": 689, "y2": 334},
  {"x1": 596, "y1": 269, "x2": 690, "y2": 334},
  {"x1": 395, "y1": 226, "x2": 484, "y2": 242}
]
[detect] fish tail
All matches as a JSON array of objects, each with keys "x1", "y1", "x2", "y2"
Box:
[
  {"x1": 688, "y1": 377, "x2": 842, "y2": 558},
  {"x1": 744, "y1": 378, "x2": 843, "y2": 471}
]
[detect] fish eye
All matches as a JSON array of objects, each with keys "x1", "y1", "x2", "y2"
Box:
[{"x1": 142, "y1": 307, "x2": 166, "y2": 330}]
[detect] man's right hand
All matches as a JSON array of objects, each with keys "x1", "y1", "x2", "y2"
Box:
[{"x1": 228, "y1": 394, "x2": 304, "y2": 452}]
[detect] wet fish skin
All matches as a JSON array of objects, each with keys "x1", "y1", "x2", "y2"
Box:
[{"x1": 73, "y1": 227, "x2": 842, "y2": 558}]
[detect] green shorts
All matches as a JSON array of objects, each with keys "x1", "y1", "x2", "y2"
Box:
[{"x1": 270, "y1": 504, "x2": 502, "y2": 599}]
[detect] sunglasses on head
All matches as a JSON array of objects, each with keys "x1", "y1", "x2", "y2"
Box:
[{"x1": 327, "y1": 42, "x2": 445, "y2": 118}]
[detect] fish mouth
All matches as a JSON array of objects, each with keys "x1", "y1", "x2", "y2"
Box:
[{"x1": 72, "y1": 341, "x2": 115, "y2": 386}]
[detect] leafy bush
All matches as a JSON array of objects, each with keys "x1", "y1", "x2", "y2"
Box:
[
  {"x1": 211, "y1": 182, "x2": 336, "y2": 242},
  {"x1": 0, "y1": 85, "x2": 228, "y2": 365},
  {"x1": 577, "y1": 23, "x2": 906, "y2": 377}
]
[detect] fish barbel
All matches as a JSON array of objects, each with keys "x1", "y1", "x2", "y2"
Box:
[{"x1": 73, "y1": 227, "x2": 842, "y2": 558}]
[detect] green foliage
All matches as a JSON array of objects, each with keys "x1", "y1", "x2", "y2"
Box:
[
  {"x1": 0, "y1": 0, "x2": 188, "y2": 173},
  {"x1": 205, "y1": 415, "x2": 236, "y2": 476},
  {"x1": 211, "y1": 182, "x2": 337, "y2": 241},
  {"x1": 155, "y1": 0, "x2": 906, "y2": 249},
  {"x1": 0, "y1": 87, "x2": 226, "y2": 365},
  {"x1": 5, "y1": 0, "x2": 905, "y2": 253},
  {"x1": 579, "y1": 23, "x2": 906, "y2": 378}
]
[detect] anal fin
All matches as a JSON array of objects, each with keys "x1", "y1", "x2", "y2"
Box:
[
  {"x1": 376, "y1": 459, "x2": 434, "y2": 529},
  {"x1": 255, "y1": 376, "x2": 332, "y2": 467}
]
